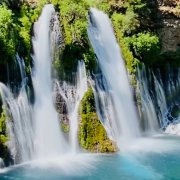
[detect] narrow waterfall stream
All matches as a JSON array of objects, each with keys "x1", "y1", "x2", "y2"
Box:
[
  {"x1": 55, "y1": 61, "x2": 88, "y2": 153},
  {"x1": 88, "y1": 8, "x2": 141, "y2": 145}
]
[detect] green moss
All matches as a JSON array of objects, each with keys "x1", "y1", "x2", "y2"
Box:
[
  {"x1": 79, "y1": 88, "x2": 118, "y2": 153},
  {"x1": 0, "y1": 110, "x2": 11, "y2": 166},
  {"x1": 0, "y1": 111, "x2": 7, "y2": 141},
  {"x1": 79, "y1": 88, "x2": 96, "y2": 114},
  {"x1": 61, "y1": 121, "x2": 70, "y2": 133}
]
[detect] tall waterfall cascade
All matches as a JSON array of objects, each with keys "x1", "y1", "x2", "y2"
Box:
[
  {"x1": 32, "y1": 4, "x2": 67, "y2": 159},
  {"x1": 88, "y1": 8, "x2": 141, "y2": 144}
]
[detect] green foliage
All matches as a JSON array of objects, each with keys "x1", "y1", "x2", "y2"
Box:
[
  {"x1": 88, "y1": 0, "x2": 111, "y2": 13},
  {"x1": 61, "y1": 121, "x2": 70, "y2": 133},
  {"x1": 53, "y1": 0, "x2": 96, "y2": 75},
  {"x1": 0, "y1": 0, "x2": 47, "y2": 75},
  {"x1": 125, "y1": 32, "x2": 160, "y2": 65},
  {"x1": 111, "y1": 10, "x2": 140, "y2": 35},
  {"x1": 17, "y1": 1, "x2": 46, "y2": 65},
  {"x1": 83, "y1": 48, "x2": 96, "y2": 71},
  {"x1": 0, "y1": 110, "x2": 10, "y2": 165},
  {"x1": 79, "y1": 112, "x2": 117, "y2": 152},
  {"x1": 0, "y1": 4, "x2": 15, "y2": 63},
  {"x1": 79, "y1": 88, "x2": 117, "y2": 153},
  {"x1": 0, "y1": 111, "x2": 8, "y2": 144},
  {"x1": 80, "y1": 88, "x2": 96, "y2": 114},
  {"x1": 112, "y1": 24, "x2": 139, "y2": 85}
]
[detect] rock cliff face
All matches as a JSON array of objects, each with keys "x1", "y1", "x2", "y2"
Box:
[
  {"x1": 157, "y1": 0, "x2": 180, "y2": 53},
  {"x1": 158, "y1": 16, "x2": 180, "y2": 53}
]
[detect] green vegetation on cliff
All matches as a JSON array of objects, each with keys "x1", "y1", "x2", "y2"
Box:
[
  {"x1": 52, "y1": 0, "x2": 96, "y2": 77},
  {"x1": 1, "y1": 0, "x2": 179, "y2": 81},
  {"x1": 0, "y1": 110, "x2": 11, "y2": 165},
  {"x1": 0, "y1": 111, "x2": 8, "y2": 144},
  {"x1": 79, "y1": 88, "x2": 117, "y2": 153},
  {"x1": 0, "y1": 0, "x2": 50, "y2": 77},
  {"x1": 0, "y1": 4, "x2": 16, "y2": 63}
]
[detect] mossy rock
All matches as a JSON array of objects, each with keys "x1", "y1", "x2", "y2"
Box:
[
  {"x1": 79, "y1": 88, "x2": 118, "y2": 153},
  {"x1": 61, "y1": 121, "x2": 70, "y2": 133},
  {"x1": 0, "y1": 110, "x2": 12, "y2": 166}
]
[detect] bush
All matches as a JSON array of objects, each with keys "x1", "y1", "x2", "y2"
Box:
[
  {"x1": 0, "y1": 110, "x2": 10, "y2": 165},
  {"x1": 125, "y1": 32, "x2": 160, "y2": 65},
  {"x1": 0, "y1": 4, "x2": 15, "y2": 63},
  {"x1": 111, "y1": 10, "x2": 140, "y2": 35}
]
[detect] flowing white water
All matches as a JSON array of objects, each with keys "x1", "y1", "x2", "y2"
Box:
[
  {"x1": 16, "y1": 54, "x2": 26, "y2": 87},
  {"x1": 137, "y1": 65, "x2": 168, "y2": 132},
  {"x1": 137, "y1": 65, "x2": 159, "y2": 134},
  {"x1": 0, "y1": 76, "x2": 33, "y2": 163},
  {"x1": 0, "y1": 158, "x2": 4, "y2": 168},
  {"x1": 55, "y1": 61, "x2": 88, "y2": 153},
  {"x1": 166, "y1": 68, "x2": 180, "y2": 104},
  {"x1": 153, "y1": 74, "x2": 168, "y2": 127},
  {"x1": 90, "y1": 74, "x2": 118, "y2": 141},
  {"x1": 137, "y1": 65, "x2": 180, "y2": 135},
  {"x1": 32, "y1": 4, "x2": 67, "y2": 159},
  {"x1": 69, "y1": 61, "x2": 88, "y2": 153},
  {"x1": 0, "y1": 54, "x2": 33, "y2": 163},
  {"x1": 88, "y1": 8, "x2": 141, "y2": 144}
]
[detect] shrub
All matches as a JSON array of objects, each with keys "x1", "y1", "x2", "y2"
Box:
[{"x1": 125, "y1": 32, "x2": 160, "y2": 65}]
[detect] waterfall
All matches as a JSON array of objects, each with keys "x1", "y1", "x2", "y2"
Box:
[
  {"x1": 16, "y1": 54, "x2": 26, "y2": 86},
  {"x1": 166, "y1": 68, "x2": 180, "y2": 104},
  {"x1": 87, "y1": 8, "x2": 141, "y2": 144},
  {"x1": 153, "y1": 74, "x2": 167, "y2": 127},
  {"x1": 69, "y1": 61, "x2": 88, "y2": 153},
  {"x1": 0, "y1": 158, "x2": 4, "y2": 168},
  {"x1": 32, "y1": 4, "x2": 67, "y2": 159},
  {"x1": 137, "y1": 65, "x2": 159, "y2": 134},
  {"x1": 137, "y1": 64, "x2": 180, "y2": 135},
  {"x1": 0, "y1": 4, "x2": 88, "y2": 163},
  {"x1": 137, "y1": 65, "x2": 167, "y2": 132},
  {"x1": 0, "y1": 53, "x2": 33, "y2": 163},
  {"x1": 0, "y1": 57, "x2": 33, "y2": 163},
  {"x1": 90, "y1": 74, "x2": 117, "y2": 141},
  {"x1": 55, "y1": 61, "x2": 88, "y2": 153}
]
